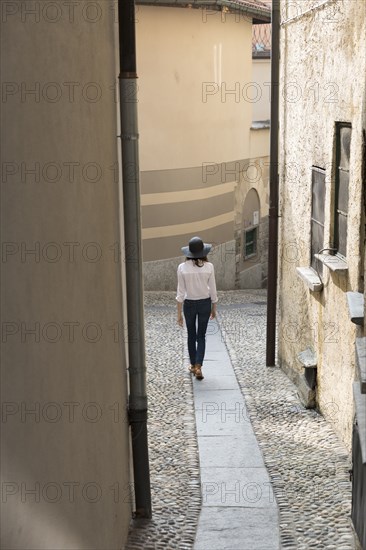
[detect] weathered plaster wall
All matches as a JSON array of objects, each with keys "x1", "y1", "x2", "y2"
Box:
[
  {"x1": 278, "y1": 0, "x2": 366, "y2": 449},
  {"x1": 1, "y1": 6, "x2": 131, "y2": 549}
]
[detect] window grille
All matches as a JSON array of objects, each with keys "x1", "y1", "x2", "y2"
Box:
[
  {"x1": 311, "y1": 167, "x2": 326, "y2": 275},
  {"x1": 334, "y1": 123, "x2": 352, "y2": 258},
  {"x1": 252, "y1": 24, "x2": 271, "y2": 58},
  {"x1": 244, "y1": 227, "x2": 258, "y2": 259}
]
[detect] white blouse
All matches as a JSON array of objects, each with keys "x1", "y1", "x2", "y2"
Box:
[{"x1": 176, "y1": 261, "x2": 218, "y2": 303}]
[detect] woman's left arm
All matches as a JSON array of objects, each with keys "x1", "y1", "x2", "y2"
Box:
[{"x1": 210, "y1": 302, "x2": 217, "y2": 320}]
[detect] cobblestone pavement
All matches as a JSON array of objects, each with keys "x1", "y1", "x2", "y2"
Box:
[
  {"x1": 125, "y1": 291, "x2": 360, "y2": 550},
  {"x1": 125, "y1": 295, "x2": 201, "y2": 550}
]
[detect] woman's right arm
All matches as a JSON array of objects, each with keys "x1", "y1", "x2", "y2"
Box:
[
  {"x1": 176, "y1": 266, "x2": 186, "y2": 326},
  {"x1": 177, "y1": 300, "x2": 183, "y2": 326}
]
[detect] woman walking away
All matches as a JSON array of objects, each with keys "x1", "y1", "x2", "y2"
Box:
[{"x1": 176, "y1": 236, "x2": 218, "y2": 380}]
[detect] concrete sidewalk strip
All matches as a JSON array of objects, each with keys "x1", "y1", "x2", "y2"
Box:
[
  {"x1": 191, "y1": 319, "x2": 280, "y2": 549},
  {"x1": 202, "y1": 351, "x2": 234, "y2": 363},
  {"x1": 195, "y1": 409, "x2": 255, "y2": 437},
  {"x1": 197, "y1": 436, "x2": 266, "y2": 468},
  {"x1": 196, "y1": 361, "x2": 235, "y2": 376},
  {"x1": 193, "y1": 507, "x2": 280, "y2": 550},
  {"x1": 193, "y1": 389, "x2": 246, "y2": 409},
  {"x1": 201, "y1": 354, "x2": 234, "y2": 365},
  {"x1": 200, "y1": 466, "x2": 276, "y2": 508},
  {"x1": 192, "y1": 374, "x2": 239, "y2": 391}
]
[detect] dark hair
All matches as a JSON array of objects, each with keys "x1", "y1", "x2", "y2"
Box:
[{"x1": 186, "y1": 257, "x2": 208, "y2": 268}]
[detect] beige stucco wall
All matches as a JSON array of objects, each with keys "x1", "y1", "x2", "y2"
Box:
[
  {"x1": 136, "y1": 6, "x2": 253, "y2": 170},
  {"x1": 1, "y1": 5, "x2": 131, "y2": 549},
  {"x1": 278, "y1": 0, "x2": 366, "y2": 449},
  {"x1": 252, "y1": 58, "x2": 271, "y2": 121},
  {"x1": 250, "y1": 128, "x2": 270, "y2": 158}
]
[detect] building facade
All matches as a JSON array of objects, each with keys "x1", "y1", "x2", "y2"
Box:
[
  {"x1": 1, "y1": 4, "x2": 133, "y2": 549},
  {"x1": 277, "y1": 0, "x2": 366, "y2": 472},
  {"x1": 135, "y1": 0, "x2": 271, "y2": 290},
  {"x1": 277, "y1": 2, "x2": 366, "y2": 542}
]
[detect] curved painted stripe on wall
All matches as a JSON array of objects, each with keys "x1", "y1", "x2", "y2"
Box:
[
  {"x1": 141, "y1": 190, "x2": 234, "y2": 228},
  {"x1": 142, "y1": 221, "x2": 234, "y2": 262},
  {"x1": 142, "y1": 211, "x2": 234, "y2": 239},
  {"x1": 140, "y1": 158, "x2": 253, "y2": 194},
  {"x1": 141, "y1": 181, "x2": 236, "y2": 206}
]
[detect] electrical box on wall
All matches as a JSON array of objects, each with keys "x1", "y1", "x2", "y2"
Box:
[{"x1": 253, "y1": 211, "x2": 259, "y2": 226}]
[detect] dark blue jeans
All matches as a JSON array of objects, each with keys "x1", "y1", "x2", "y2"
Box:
[{"x1": 183, "y1": 298, "x2": 211, "y2": 366}]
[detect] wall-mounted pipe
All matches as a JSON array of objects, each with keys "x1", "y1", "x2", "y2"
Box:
[
  {"x1": 118, "y1": 0, "x2": 152, "y2": 518},
  {"x1": 266, "y1": 0, "x2": 280, "y2": 367}
]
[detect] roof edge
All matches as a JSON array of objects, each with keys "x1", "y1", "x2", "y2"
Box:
[{"x1": 136, "y1": 0, "x2": 271, "y2": 24}]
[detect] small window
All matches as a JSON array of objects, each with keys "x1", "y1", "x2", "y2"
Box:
[
  {"x1": 311, "y1": 167, "x2": 326, "y2": 275},
  {"x1": 244, "y1": 227, "x2": 258, "y2": 259},
  {"x1": 334, "y1": 123, "x2": 351, "y2": 258}
]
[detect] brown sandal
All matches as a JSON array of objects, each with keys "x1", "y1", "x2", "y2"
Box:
[
  {"x1": 195, "y1": 364, "x2": 204, "y2": 380},
  {"x1": 188, "y1": 364, "x2": 197, "y2": 374}
]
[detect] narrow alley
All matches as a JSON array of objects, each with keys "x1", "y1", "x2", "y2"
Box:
[
  {"x1": 126, "y1": 291, "x2": 358, "y2": 550},
  {"x1": 2, "y1": 0, "x2": 366, "y2": 548}
]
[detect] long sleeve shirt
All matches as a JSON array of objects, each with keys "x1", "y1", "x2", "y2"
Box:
[{"x1": 176, "y1": 261, "x2": 218, "y2": 303}]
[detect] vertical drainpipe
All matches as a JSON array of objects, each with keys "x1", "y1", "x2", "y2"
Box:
[
  {"x1": 118, "y1": 0, "x2": 152, "y2": 518},
  {"x1": 266, "y1": 0, "x2": 280, "y2": 366}
]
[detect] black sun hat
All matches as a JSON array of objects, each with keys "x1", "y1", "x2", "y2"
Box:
[{"x1": 181, "y1": 236, "x2": 212, "y2": 259}]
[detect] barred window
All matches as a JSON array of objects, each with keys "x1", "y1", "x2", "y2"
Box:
[
  {"x1": 311, "y1": 167, "x2": 326, "y2": 275},
  {"x1": 334, "y1": 123, "x2": 351, "y2": 258}
]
